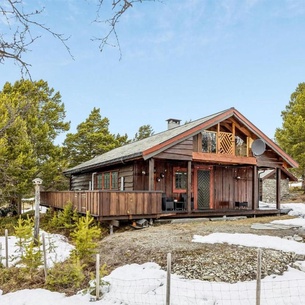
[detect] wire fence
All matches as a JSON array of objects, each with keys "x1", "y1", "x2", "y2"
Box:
[
  {"x1": 98, "y1": 251, "x2": 305, "y2": 305},
  {"x1": 100, "y1": 272, "x2": 305, "y2": 305},
  {"x1": 1, "y1": 231, "x2": 305, "y2": 305}
]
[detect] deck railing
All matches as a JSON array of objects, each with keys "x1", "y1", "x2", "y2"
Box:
[{"x1": 40, "y1": 190, "x2": 163, "y2": 219}]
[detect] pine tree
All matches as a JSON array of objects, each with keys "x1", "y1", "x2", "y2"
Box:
[
  {"x1": 275, "y1": 83, "x2": 305, "y2": 186},
  {"x1": 63, "y1": 107, "x2": 129, "y2": 168},
  {"x1": 70, "y1": 211, "x2": 101, "y2": 264},
  {"x1": 0, "y1": 79, "x2": 70, "y2": 205},
  {"x1": 133, "y1": 124, "x2": 154, "y2": 141}
]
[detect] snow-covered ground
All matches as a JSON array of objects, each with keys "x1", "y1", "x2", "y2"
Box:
[{"x1": 1, "y1": 202, "x2": 305, "y2": 305}]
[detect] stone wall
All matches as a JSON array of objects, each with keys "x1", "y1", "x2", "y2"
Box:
[{"x1": 262, "y1": 178, "x2": 289, "y2": 203}]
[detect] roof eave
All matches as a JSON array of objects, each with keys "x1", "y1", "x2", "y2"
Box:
[{"x1": 64, "y1": 152, "x2": 143, "y2": 175}]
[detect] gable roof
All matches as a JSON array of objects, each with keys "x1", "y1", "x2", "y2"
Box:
[{"x1": 64, "y1": 107, "x2": 298, "y2": 175}]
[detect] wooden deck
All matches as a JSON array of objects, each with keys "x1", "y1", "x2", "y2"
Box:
[{"x1": 40, "y1": 190, "x2": 280, "y2": 222}]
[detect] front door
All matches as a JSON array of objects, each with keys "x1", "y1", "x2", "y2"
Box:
[{"x1": 197, "y1": 170, "x2": 210, "y2": 209}]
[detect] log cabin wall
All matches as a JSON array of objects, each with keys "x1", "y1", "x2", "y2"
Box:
[
  {"x1": 69, "y1": 164, "x2": 134, "y2": 191},
  {"x1": 119, "y1": 164, "x2": 134, "y2": 191},
  {"x1": 70, "y1": 173, "x2": 91, "y2": 190}
]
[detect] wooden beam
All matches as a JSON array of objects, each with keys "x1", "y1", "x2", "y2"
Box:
[
  {"x1": 192, "y1": 152, "x2": 257, "y2": 165},
  {"x1": 253, "y1": 165, "x2": 259, "y2": 209},
  {"x1": 276, "y1": 167, "x2": 281, "y2": 209},
  {"x1": 217, "y1": 123, "x2": 220, "y2": 153},
  {"x1": 187, "y1": 161, "x2": 192, "y2": 213},
  {"x1": 148, "y1": 158, "x2": 155, "y2": 191},
  {"x1": 232, "y1": 122, "x2": 236, "y2": 156}
]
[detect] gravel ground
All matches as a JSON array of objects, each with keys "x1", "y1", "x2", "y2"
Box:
[{"x1": 98, "y1": 215, "x2": 305, "y2": 283}]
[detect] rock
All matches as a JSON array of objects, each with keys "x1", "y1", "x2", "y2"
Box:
[{"x1": 293, "y1": 235, "x2": 303, "y2": 242}]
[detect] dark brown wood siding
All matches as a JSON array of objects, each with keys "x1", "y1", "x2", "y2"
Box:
[
  {"x1": 156, "y1": 138, "x2": 193, "y2": 160},
  {"x1": 213, "y1": 166, "x2": 253, "y2": 209}
]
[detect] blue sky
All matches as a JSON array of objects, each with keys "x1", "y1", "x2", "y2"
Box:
[{"x1": 2, "y1": 0, "x2": 305, "y2": 143}]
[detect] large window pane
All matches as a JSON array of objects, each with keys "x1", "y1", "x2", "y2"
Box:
[
  {"x1": 104, "y1": 172, "x2": 110, "y2": 189},
  {"x1": 111, "y1": 172, "x2": 118, "y2": 189},
  {"x1": 175, "y1": 171, "x2": 187, "y2": 190},
  {"x1": 97, "y1": 174, "x2": 102, "y2": 189}
]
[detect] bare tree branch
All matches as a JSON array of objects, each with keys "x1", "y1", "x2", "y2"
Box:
[
  {"x1": 93, "y1": 0, "x2": 157, "y2": 59},
  {"x1": 0, "y1": 0, "x2": 73, "y2": 76},
  {"x1": 0, "y1": 0, "x2": 159, "y2": 74}
]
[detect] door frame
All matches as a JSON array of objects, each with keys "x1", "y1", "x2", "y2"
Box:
[{"x1": 193, "y1": 165, "x2": 214, "y2": 209}]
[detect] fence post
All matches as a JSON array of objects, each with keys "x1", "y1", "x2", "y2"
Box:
[
  {"x1": 96, "y1": 253, "x2": 100, "y2": 300},
  {"x1": 256, "y1": 248, "x2": 262, "y2": 305},
  {"x1": 33, "y1": 178, "x2": 43, "y2": 245},
  {"x1": 42, "y1": 233, "x2": 47, "y2": 281},
  {"x1": 166, "y1": 253, "x2": 171, "y2": 305},
  {"x1": 5, "y1": 229, "x2": 8, "y2": 268}
]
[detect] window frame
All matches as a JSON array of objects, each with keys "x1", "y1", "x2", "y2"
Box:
[
  {"x1": 173, "y1": 167, "x2": 188, "y2": 193},
  {"x1": 95, "y1": 170, "x2": 119, "y2": 190}
]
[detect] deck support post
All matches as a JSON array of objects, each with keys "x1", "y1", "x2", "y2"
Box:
[
  {"x1": 148, "y1": 158, "x2": 155, "y2": 191},
  {"x1": 109, "y1": 224, "x2": 113, "y2": 235},
  {"x1": 187, "y1": 161, "x2": 192, "y2": 213},
  {"x1": 276, "y1": 167, "x2": 281, "y2": 210},
  {"x1": 253, "y1": 166, "x2": 259, "y2": 210}
]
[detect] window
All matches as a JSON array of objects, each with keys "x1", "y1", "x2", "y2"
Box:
[
  {"x1": 173, "y1": 168, "x2": 187, "y2": 192},
  {"x1": 104, "y1": 172, "x2": 110, "y2": 189},
  {"x1": 111, "y1": 172, "x2": 118, "y2": 189},
  {"x1": 202, "y1": 131, "x2": 217, "y2": 153},
  {"x1": 97, "y1": 174, "x2": 102, "y2": 189},
  {"x1": 235, "y1": 136, "x2": 247, "y2": 156},
  {"x1": 96, "y1": 171, "x2": 118, "y2": 190}
]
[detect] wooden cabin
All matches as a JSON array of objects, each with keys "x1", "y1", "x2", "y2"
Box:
[{"x1": 40, "y1": 107, "x2": 298, "y2": 223}]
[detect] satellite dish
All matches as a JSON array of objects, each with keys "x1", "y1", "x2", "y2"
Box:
[{"x1": 251, "y1": 139, "x2": 266, "y2": 156}]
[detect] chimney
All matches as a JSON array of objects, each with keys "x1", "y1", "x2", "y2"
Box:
[{"x1": 166, "y1": 118, "x2": 181, "y2": 130}]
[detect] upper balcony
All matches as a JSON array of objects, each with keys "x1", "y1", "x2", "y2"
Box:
[{"x1": 192, "y1": 126, "x2": 257, "y2": 165}]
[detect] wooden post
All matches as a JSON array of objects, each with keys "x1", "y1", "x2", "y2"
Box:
[
  {"x1": 96, "y1": 253, "x2": 100, "y2": 300},
  {"x1": 276, "y1": 167, "x2": 281, "y2": 210},
  {"x1": 253, "y1": 166, "x2": 257, "y2": 209},
  {"x1": 148, "y1": 158, "x2": 155, "y2": 191},
  {"x1": 5, "y1": 229, "x2": 8, "y2": 267},
  {"x1": 187, "y1": 161, "x2": 192, "y2": 213},
  {"x1": 42, "y1": 233, "x2": 47, "y2": 281},
  {"x1": 256, "y1": 248, "x2": 262, "y2": 305},
  {"x1": 33, "y1": 178, "x2": 43, "y2": 245},
  {"x1": 166, "y1": 253, "x2": 171, "y2": 305}
]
